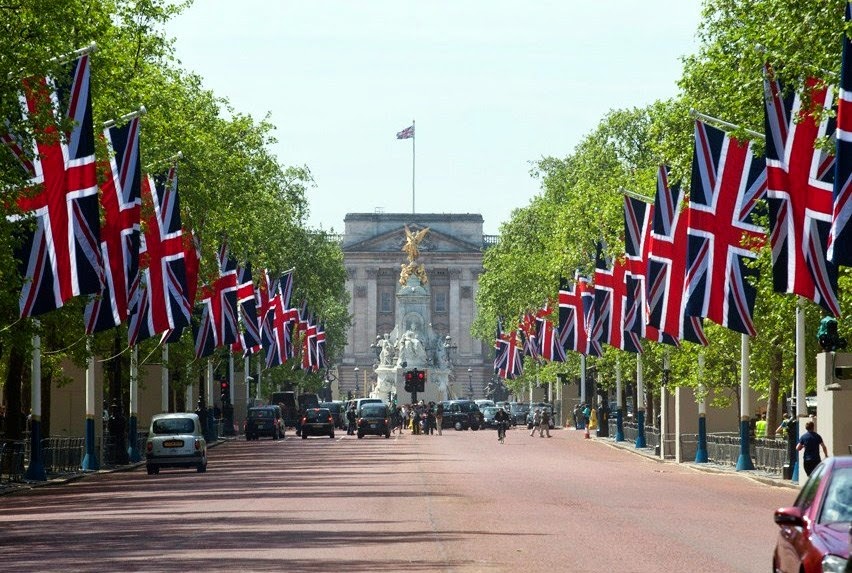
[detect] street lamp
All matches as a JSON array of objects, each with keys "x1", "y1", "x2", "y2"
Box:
[
  {"x1": 467, "y1": 368, "x2": 473, "y2": 399},
  {"x1": 353, "y1": 367, "x2": 359, "y2": 399}
]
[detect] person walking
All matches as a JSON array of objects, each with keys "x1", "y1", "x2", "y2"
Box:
[
  {"x1": 426, "y1": 402, "x2": 436, "y2": 435},
  {"x1": 797, "y1": 420, "x2": 829, "y2": 476},
  {"x1": 530, "y1": 408, "x2": 541, "y2": 437},
  {"x1": 539, "y1": 408, "x2": 552, "y2": 438},
  {"x1": 435, "y1": 402, "x2": 444, "y2": 436},
  {"x1": 346, "y1": 404, "x2": 357, "y2": 436}
]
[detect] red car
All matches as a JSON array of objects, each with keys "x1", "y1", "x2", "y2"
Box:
[{"x1": 773, "y1": 455, "x2": 852, "y2": 572}]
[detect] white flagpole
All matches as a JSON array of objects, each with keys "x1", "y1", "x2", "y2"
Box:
[
  {"x1": 161, "y1": 345, "x2": 169, "y2": 412},
  {"x1": 411, "y1": 119, "x2": 416, "y2": 213}
]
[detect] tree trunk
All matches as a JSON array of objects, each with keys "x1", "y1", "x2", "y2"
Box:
[
  {"x1": 766, "y1": 348, "x2": 782, "y2": 438},
  {"x1": 4, "y1": 345, "x2": 25, "y2": 440}
]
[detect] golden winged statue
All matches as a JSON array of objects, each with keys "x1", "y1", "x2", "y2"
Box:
[{"x1": 402, "y1": 225, "x2": 430, "y2": 263}]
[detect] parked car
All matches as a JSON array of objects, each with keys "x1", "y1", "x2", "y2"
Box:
[
  {"x1": 772, "y1": 455, "x2": 852, "y2": 572},
  {"x1": 526, "y1": 404, "x2": 555, "y2": 430},
  {"x1": 320, "y1": 401, "x2": 346, "y2": 429},
  {"x1": 509, "y1": 403, "x2": 529, "y2": 427},
  {"x1": 357, "y1": 403, "x2": 391, "y2": 439},
  {"x1": 440, "y1": 400, "x2": 482, "y2": 431},
  {"x1": 300, "y1": 408, "x2": 335, "y2": 439},
  {"x1": 245, "y1": 406, "x2": 284, "y2": 440},
  {"x1": 145, "y1": 413, "x2": 207, "y2": 475},
  {"x1": 480, "y1": 406, "x2": 502, "y2": 429}
]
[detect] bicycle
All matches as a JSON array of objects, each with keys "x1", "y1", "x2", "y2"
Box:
[{"x1": 497, "y1": 421, "x2": 507, "y2": 444}]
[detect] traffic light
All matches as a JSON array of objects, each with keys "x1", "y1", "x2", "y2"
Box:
[
  {"x1": 220, "y1": 380, "x2": 230, "y2": 404},
  {"x1": 415, "y1": 369, "x2": 426, "y2": 392},
  {"x1": 404, "y1": 370, "x2": 414, "y2": 392}
]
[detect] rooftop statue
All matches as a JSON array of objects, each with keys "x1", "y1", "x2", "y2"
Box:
[{"x1": 399, "y1": 225, "x2": 430, "y2": 286}]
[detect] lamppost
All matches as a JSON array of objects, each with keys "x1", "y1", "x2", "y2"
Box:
[
  {"x1": 353, "y1": 367, "x2": 359, "y2": 399},
  {"x1": 467, "y1": 368, "x2": 474, "y2": 399}
]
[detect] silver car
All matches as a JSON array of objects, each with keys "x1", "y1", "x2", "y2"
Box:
[{"x1": 145, "y1": 413, "x2": 207, "y2": 475}]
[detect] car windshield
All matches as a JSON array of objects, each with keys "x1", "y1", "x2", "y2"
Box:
[
  {"x1": 152, "y1": 418, "x2": 194, "y2": 434},
  {"x1": 820, "y1": 467, "x2": 852, "y2": 524},
  {"x1": 360, "y1": 406, "x2": 386, "y2": 417},
  {"x1": 482, "y1": 407, "x2": 499, "y2": 416},
  {"x1": 511, "y1": 404, "x2": 528, "y2": 413},
  {"x1": 457, "y1": 402, "x2": 478, "y2": 413},
  {"x1": 320, "y1": 402, "x2": 341, "y2": 412},
  {"x1": 248, "y1": 409, "x2": 272, "y2": 419}
]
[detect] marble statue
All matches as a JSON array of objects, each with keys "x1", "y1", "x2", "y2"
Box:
[
  {"x1": 396, "y1": 326, "x2": 427, "y2": 367},
  {"x1": 378, "y1": 333, "x2": 393, "y2": 367}
]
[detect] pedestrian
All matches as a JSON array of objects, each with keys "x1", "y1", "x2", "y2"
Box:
[
  {"x1": 796, "y1": 420, "x2": 829, "y2": 476},
  {"x1": 582, "y1": 403, "x2": 591, "y2": 429},
  {"x1": 755, "y1": 412, "x2": 767, "y2": 439},
  {"x1": 346, "y1": 404, "x2": 357, "y2": 435},
  {"x1": 539, "y1": 408, "x2": 552, "y2": 438},
  {"x1": 530, "y1": 408, "x2": 541, "y2": 437},
  {"x1": 426, "y1": 402, "x2": 436, "y2": 435},
  {"x1": 588, "y1": 406, "x2": 598, "y2": 433},
  {"x1": 435, "y1": 402, "x2": 444, "y2": 436},
  {"x1": 572, "y1": 403, "x2": 580, "y2": 429}
]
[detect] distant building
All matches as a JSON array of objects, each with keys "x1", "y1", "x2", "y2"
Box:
[{"x1": 340, "y1": 212, "x2": 495, "y2": 400}]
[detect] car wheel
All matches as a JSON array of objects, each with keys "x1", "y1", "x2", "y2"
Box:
[
  {"x1": 329, "y1": 432, "x2": 335, "y2": 438},
  {"x1": 454, "y1": 421, "x2": 463, "y2": 431},
  {"x1": 146, "y1": 465, "x2": 156, "y2": 475},
  {"x1": 273, "y1": 429, "x2": 279, "y2": 440},
  {"x1": 302, "y1": 432, "x2": 308, "y2": 439},
  {"x1": 471, "y1": 424, "x2": 479, "y2": 431},
  {"x1": 357, "y1": 432, "x2": 364, "y2": 439},
  {"x1": 385, "y1": 432, "x2": 390, "y2": 438},
  {"x1": 197, "y1": 463, "x2": 207, "y2": 473}
]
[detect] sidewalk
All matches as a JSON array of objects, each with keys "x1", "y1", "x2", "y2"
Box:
[
  {"x1": 0, "y1": 438, "x2": 229, "y2": 497},
  {"x1": 569, "y1": 426, "x2": 800, "y2": 490}
]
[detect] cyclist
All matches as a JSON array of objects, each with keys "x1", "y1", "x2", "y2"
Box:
[{"x1": 494, "y1": 406, "x2": 510, "y2": 443}]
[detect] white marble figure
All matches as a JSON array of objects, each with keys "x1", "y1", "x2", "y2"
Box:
[
  {"x1": 396, "y1": 326, "x2": 427, "y2": 367},
  {"x1": 378, "y1": 333, "x2": 393, "y2": 367}
]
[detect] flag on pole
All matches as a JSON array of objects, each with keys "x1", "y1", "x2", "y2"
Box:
[
  {"x1": 5, "y1": 54, "x2": 103, "y2": 318},
  {"x1": 396, "y1": 124, "x2": 414, "y2": 139},
  {"x1": 764, "y1": 67, "x2": 839, "y2": 316},
  {"x1": 84, "y1": 117, "x2": 142, "y2": 333},
  {"x1": 685, "y1": 121, "x2": 766, "y2": 335},
  {"x1": 830, "y1": 1, "x2": 852, "y2": 267},
  {"x1": 647, "y1": 166, "x2": 707, "y2": 345}
]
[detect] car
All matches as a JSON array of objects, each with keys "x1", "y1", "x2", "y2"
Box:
[
  {"x1": 357, "y1": 403, "x2": 391, "y2": 439},
  {"x1": 474, "y1": 399, "x2": 496, "y2": 411},
  {"x1": 145, "y1": 413, "x2": 207, "y2": 475},
  {"x1": 480, "y1": 406, "x2": 502, "y2": 429},
  {"x1": 440, "y1": 400, "x2": 482, "y2": 431},
  {"x1": 245, "y1": 406, "x2": 284, "y2": 440},
  {"x1": 300, "y1": 408, "x2": 335, "y2": 439},
  {"x1": 526, "y1": 404, "x2": 555, "y2": 430},
  {"x1": 509, "y1": 403, "x2": 530, "y2": 427},
  {"x1": 773, "y1": 455, "x2": 852, "y2": 572},
  {"x1": 320, "y1": 401, "x2": 346, "y2": 429},
  {"x1": 344, "y1": 398, "x2": 384, "y2": 417}
]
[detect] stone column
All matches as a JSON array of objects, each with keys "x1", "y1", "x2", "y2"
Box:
[
  {"x1": 449, "y1": 268, "x2": 462, "y2": 355},
  {"x1": 366, "y1": 267, "x2": 379, "y2": 352}
]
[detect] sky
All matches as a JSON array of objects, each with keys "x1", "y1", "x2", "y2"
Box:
[{"x1": 166, "y1": 1, "x2": 703, "y2": 235}]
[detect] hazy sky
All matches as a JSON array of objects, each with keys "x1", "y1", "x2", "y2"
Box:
[{"x1": 166, "y1": 1, "x2": 703, "y2": 235}]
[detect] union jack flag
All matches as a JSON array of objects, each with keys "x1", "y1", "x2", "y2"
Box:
[
  {"x1": 230, "y1": 262, "x2": 262, "y2": 356},
  {"x1": 495, "y1": 327, "x2": 523, "y2": 380},
  {"x1": 128, "y1": 168, "x2": 191, "y2": 345},
  {"x1": 301, "y1": 309, "x2": 318, "y2": 371},
  {"x1": 193, "y1": 243, "x2": 239, "y2": 358},
  {"x1": 5, "y1": 54, "x2": 103, "y2": 318},
  {"x1": 558, "y1": 275, "x2": 584, "y2": 355},
  {"x1": 84, "y1": 117, "x2": 141, "y2": 333},
  {"x1": 764, "y1": 69, "x2": 839, "y2": 316},
  {"x1": 493, "y1": 317, "x2": 506, "y2": 374},
  {"x1": 161, "y1": 230, "x2": 199, "y2": 345},
  {"x1": 315, "y1": 321, "x2": 327, "y2": 370},
  {"x1": 685, "y1": 121, "x2": 766, "y2": 335},
  {"x1": 622, "y1": 195, "x2": 677, "y2": 348},
  {"x1": 396, "y1": 124, "x2": 414, "y2": 139},
  {"x1": 830, "y1": 2, "x2": 852, "y2": 267},
  {"x1": 536, "y1": 303, "x2": 565, "y2": 362},
  {"x1": 263, "y1": 270, "x2": 297, "y2": 369},
  {"x1": 518, "y1": 311, "x2": 541, "y2": 360},
  {"x1": 594, "y1": 249, "x2": 642, "y2": 353},
  {"x1": 646, "y1": 166, "x2": 707, "y2": 345}
]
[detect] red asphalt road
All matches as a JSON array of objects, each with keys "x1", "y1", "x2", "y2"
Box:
[{"x1": 0, "y1": 426, "x2": 794, "y2": 572}]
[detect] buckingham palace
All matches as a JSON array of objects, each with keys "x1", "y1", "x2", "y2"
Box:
[{"x1": 339, "y1": 212, "x2": 497, "y2": 400}]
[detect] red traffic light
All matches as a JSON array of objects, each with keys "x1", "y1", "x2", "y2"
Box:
[
  {"x1": 220, "y1": 381, "x2": 229, "y2": 390},
  {"x1": 416, "y1": 371, "x2": 425, "y2": 382}
]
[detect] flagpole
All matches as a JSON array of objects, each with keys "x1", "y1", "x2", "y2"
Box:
[
  {"x1": 82, "y1": 336, "x2": 99, "y2": 470},
  {"x1": 128, "y1": 346, "x2": 141, "y2": 462},
  {"x1": 736, "y1": 333, "x2": 755, "y2": 470},
  {"x1": 411, "y1": 119, "x2": 416, "y2": 214}
]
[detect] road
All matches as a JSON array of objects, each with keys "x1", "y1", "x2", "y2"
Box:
[{"x1": 0, "y1": 426, "x2": 794, "y2": 572}]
